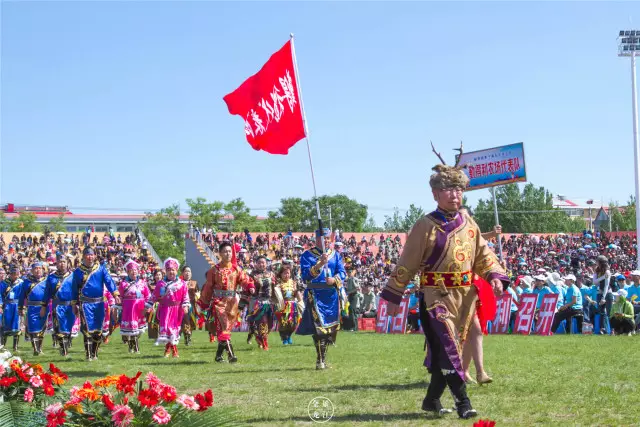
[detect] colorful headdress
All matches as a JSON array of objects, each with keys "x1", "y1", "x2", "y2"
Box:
[
  {"x1": 8, "y1": 265, "x2": 19, "y2": 274},
  {"x1": 429, "y1": 141, "x2": 470, "y2": 190},
  {"x1": 164, "y1": 258, "x2": 180, "y2": 271},
  {"x1": 124, "y1": 260, "x2": 140, "y2": 272},
  {"x1": 31, "y1": 261, "x2": 44, "y2": 269},
  {"x1": 83, "y1": 247, "x2": 95, "y2": 255}
]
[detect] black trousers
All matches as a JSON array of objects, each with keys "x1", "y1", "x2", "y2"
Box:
[
  {"x1": 551, "y1": 307, "x2": 583, "y2": 334},
  {"x1": 407, "y1": 312, "x2": 420, "y2": 332},
  {"x1": 611, "y1": 317, "x2": 634, "y2": 334}
]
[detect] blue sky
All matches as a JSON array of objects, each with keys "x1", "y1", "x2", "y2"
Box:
[{"x1": 2, "y1": 1, "x2": 639, "y2": 224}]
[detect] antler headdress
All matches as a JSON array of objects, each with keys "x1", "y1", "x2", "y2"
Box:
[{"x1": 429, "y1": 141, "x2": 470, "y2": 190}]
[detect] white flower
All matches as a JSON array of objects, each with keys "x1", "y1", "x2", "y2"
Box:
[{"x1": 0, "y1": 350, "x2": 12, "y2": 362}]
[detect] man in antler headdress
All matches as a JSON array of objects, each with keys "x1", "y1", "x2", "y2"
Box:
[{"x1": 381, "y1": 142, "x2": 508, "y2": 419}]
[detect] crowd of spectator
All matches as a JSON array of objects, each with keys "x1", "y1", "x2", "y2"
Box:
[
  {"x1": 479, "y1": 230, "x2": 640, "y2": 336},
  {"x1": 0, "y1": 229, "x2": 159, "y2": 282}
]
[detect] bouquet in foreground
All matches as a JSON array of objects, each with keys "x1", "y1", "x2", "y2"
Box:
[{"x1": 51, "y1": 371, "x2": 214, "y2": 427}]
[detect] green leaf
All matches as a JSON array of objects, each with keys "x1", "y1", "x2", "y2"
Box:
[{"x1": 0, "y1": 401, "x2": 45, "y2": 427}]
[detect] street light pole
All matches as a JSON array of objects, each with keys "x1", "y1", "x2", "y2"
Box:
[
  {"x1": 328, "y1": 205, "x2": 332, "y2": 231},
  {"x1": 618, "y1": 30, "x2": 640, "y2": 268}
]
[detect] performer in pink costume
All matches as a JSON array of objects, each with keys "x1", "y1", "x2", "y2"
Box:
[
  {"x1": 147, "y1": 258, "x2": 190, "y2": 358},
  {"x1": 118, "y1": 260, "x2": 150, "y2": 353}
]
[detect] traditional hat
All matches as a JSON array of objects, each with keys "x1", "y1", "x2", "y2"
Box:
[
  {"x1": 124, "y1": 260, "x2": 140, "y2": 272},
  {"x1": 429, "y1": 164, "x2": 469, "y2": 190},
  {"x1": 31, "y1": 261, "x2": 43, "y2": 269},
  {"x1": 83, "y1": 247, "x2": 95, "y2": 255},
  {"x1": 164, "y1": 258, "x2": 180, "y2": 271}
]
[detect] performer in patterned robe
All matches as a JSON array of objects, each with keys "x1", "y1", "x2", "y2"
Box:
[
  {"x1": 198, "y1": 241, "x2": 255, "y2": 363},
  {"x1": 118, "y1": 260, "x2": 150, "y2": 354},
  {"x1": 22, "y1": 262, "x2": 51, "y2": 356},
  {"x1": 247, "y1": 256, "x2": 276, "y2": 350},
  {"x1": 0, "y1": 265, "x2": 25, "y2": 351},
  {"x1": 381, "y1": 159, "x2": 508, "y2": 419},
  {"x1": 180, "y1": 266, "x2": 199, "y2": 347},
  {"x1": 147, "y1": 258, "x2": 190, "y2": 358},
  {"x1": 274, "y1": 263, "x2": 302, "y2": 345},
  {"x1": 72, "y1": 247, "x2": 120, "y2": 361},
  {"x1": 296, "y1": 228, "x2": 347, "y2": 370},
  {"x1": 46, "y1": 254, "x2": 77, "y2": 356}
]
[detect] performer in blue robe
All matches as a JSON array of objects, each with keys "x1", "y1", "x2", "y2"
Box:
[
  {"x1": 296, "y1": 228, "x2": 347, "y2": 370},
  {"x1": 72, "y1": 247, "x2": 120, "y2": 361},
  {"x1": 46, "y1": 254, "x2": 78, "y2": 356},
  {"x1": 0, "y1": 265, "x2": 25, "y2": 351},
  {"x1": 22, "y1": 262, "x2": 51, "y2": 356}
]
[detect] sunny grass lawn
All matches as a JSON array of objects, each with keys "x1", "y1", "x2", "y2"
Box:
[{"x1": 21, "y1": 330, "x2": 640, "y2": 426}]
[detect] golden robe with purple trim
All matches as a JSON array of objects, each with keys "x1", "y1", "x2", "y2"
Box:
[{"x1": 380, "y1": 210, "x2": 508, "y2": 380}]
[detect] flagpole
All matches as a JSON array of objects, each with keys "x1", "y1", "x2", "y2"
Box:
[{"x1": 290, "y1": 33, "x2": 326, "y2": 252}]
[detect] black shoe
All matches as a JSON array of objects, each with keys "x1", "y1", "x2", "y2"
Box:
[
  {"x1": 422, "y1": 398, "x2": 452, "y2": 417},
  {"x1": 215, "y1": 342, "x2": 225, "y2": 362},
  {"x1": 458, "y1": 409, "x2": 477, "y2": 419},
  {"x1": 226, "y1": 342, "x2": 238, "y2": 363},
  {"x1": 456, "y1": 403, "x2": 477, "y2": 420}
]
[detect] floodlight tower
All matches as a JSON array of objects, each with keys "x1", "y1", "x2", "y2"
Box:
[{"x1": 618, "y1": 30, "x2": 640, "y2": 269}]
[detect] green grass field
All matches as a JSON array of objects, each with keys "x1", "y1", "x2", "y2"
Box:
[{"x1": 22, "y1": 330, "x2": 640, "y2": 426}]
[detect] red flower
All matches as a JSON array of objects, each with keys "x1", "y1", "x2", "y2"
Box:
[
  {"x1": 0, "y1": 377, "x2": 18, "y2": 387},
  {"x1": 43, "y1": 384, "x2": 55, "y2": 397},
  {"x1": 46, "y1": 410, "x2": 66, "y2": 427},
  {"x1": 15, "y1": 370, "x2": 29, "y2": 382},
  {"x1": 137, "y1": 388, "x2": 160, "y2": 408},
  {"x1": 49, "y1": 363, "x2": 61, "y2": 375},
  {"x1": 116, "y1": 372, "x2": 141, "y2": 394},
  {"x1": 194, "y1": 389, "x2": 214, "y2": 412},
  {"x1": 102, "y1": 394, "x2": 115, "y2": 411},
  {"x1": 474, "y1": 420, "x2": 497, "y2": 427},
  {"x1": 159, "y1": 385, "x2": 177, "y2": 403},
  {"x1": 40, "y1": 372, "x2": 53, "y2": 385}
]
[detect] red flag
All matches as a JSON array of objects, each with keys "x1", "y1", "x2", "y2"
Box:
[
  {"x1": 231, "y1": 243, "x2": 241, "y2": 269},
  {"x1": 473, "y1": 274, "x2": 497, "y2": 335},
  {"x1": 223, "y1": 41, "x2": 306, "y2": 155}
]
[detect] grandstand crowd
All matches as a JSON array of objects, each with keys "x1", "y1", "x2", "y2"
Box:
[{"x1": 0, "y1": 229, "x2": 160, "y2": 280}]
